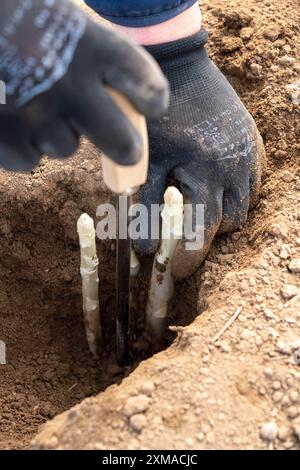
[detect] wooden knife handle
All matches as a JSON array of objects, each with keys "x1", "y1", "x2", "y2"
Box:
[{"x1": 102, "y1": 87, "x2": 149, "y2": 194}]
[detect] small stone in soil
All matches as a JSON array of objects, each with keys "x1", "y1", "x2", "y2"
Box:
[
  {"x1": 219, "y1": 340, "x2": 231, "y2": 353},
  {"x1": 289, "y1": 391, "x2": 299, "y2": 404},
  {"x1": 279, "y1": 244, "x2": 291, "y2": 259},
  {"x1": 272, "y1": 381, "x2": 281, "y2": 390},
  {"x1": 140, "y1": 381, "x2": 155, "y2": 396},
  {"x1": 129, "y1": 414, "x2": 147, "y2": 433},
  {"x1": 289, "y1": 259, "x2": 300, "y2": 274},
  {"x1": 280, "y1": 284, "x2": 299, "y2": 300},
  {"x1": 260, "y1": 422, "x2": 278, "y2": 441},
  {"x1": 123, "y1": 395, "x2": 150, "y2": 418},
  {"x1": 263, "y1": 368, "x2": 274, "y2": 379},
  {"x1": 291, "y1": 339, "x2": 300, "y2": 351},
  {"x1": 286, "y1": 80, "x2": 300, "y2": 105},
  {"x1": 185, "y1": 437, "x2": 194, "y2": 447},
  {"x1": 231, "y1": 231, "x2": 242, "y2": 242},
  {"x1": 282, "y1": 171, "x2": 294, "y2": 183},
  {"x1": 287, "y1": 406, "x2": 299, "y2": 419},
  {"x1": 273, "y1": 391, "x2": 283, "y2": 403},
  {"x1": 263, "y1": 29, "x2": 279, "y2": 41},
  {"x1": 278, "y1": 55, "x2": 295, "y2": 67},
  {"x1": 264, "y1": 308, "x2": 275, "y2": 320},
  {"x1": 196, "y1": 432, "x2": 205, "y2": 442},
  {"x1": 276, "y1": 340, "x2": 292, "y2": 355},
  {"x1": 240, "y1": 27, "x2": 254, "y2": 40}
]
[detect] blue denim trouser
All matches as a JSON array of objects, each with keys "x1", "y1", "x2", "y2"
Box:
[{"x1": 84, "y1": 0, "x2": 198, "y2": 26}]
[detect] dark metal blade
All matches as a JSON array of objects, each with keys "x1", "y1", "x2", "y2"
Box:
[{"x1": 116, "y1": 194, "x2": 131, "y2": 366}]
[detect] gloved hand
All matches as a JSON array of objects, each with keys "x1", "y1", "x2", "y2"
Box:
[
  {"x1": 0, "y1": 0, "x2": 169, "y2": 171},
  {"x1": 135, "y1": 30, "x2": 266, "y2": 280}
]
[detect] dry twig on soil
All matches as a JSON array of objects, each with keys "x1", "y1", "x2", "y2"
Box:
[{"x1": 211, "y1": 307, "x2": 243, "y2": 343}]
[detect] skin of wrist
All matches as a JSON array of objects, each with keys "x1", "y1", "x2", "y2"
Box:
[{"x1": 112, "y1": 3, "x2": 202, "y2": 46}]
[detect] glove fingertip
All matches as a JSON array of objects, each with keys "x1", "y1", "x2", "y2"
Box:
[{"x1": 101, "y1": 129, "x2": 142, "y2": 166}]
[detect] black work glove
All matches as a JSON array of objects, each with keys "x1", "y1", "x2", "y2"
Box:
[
  {"x1": 135, "y1": 30, "x2": 266, "y2": 280},
  {"x1": 0, "y1": 0, "x2": 169, "y2": 171}
]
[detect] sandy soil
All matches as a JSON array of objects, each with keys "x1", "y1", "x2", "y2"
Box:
[{"x1": 0, "y1": 0, "x2": 299, "y2": 450}]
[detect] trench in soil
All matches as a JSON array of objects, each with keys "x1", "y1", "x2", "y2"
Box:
[
  {"x1": 0, "y1": 120, "x2": 297, "y2": 450},
  {"x1": 0, "y1": 175, "x2": 265, "y2": 450},
  {"x1": 0, "y1": 130, "x2": 209, "y2": 450}
]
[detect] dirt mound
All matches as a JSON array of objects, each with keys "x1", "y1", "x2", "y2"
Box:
[{"x1": 0, "y1": 0, "x2": 299, "y2": 450}]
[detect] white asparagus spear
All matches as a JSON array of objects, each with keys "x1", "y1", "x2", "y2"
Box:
[
  {"x1": 146, "y1": 187, "x2": 184, "y2": 339},
  {"x1": 77, "y1": 213, "x2": 101, "y2": 357}
]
